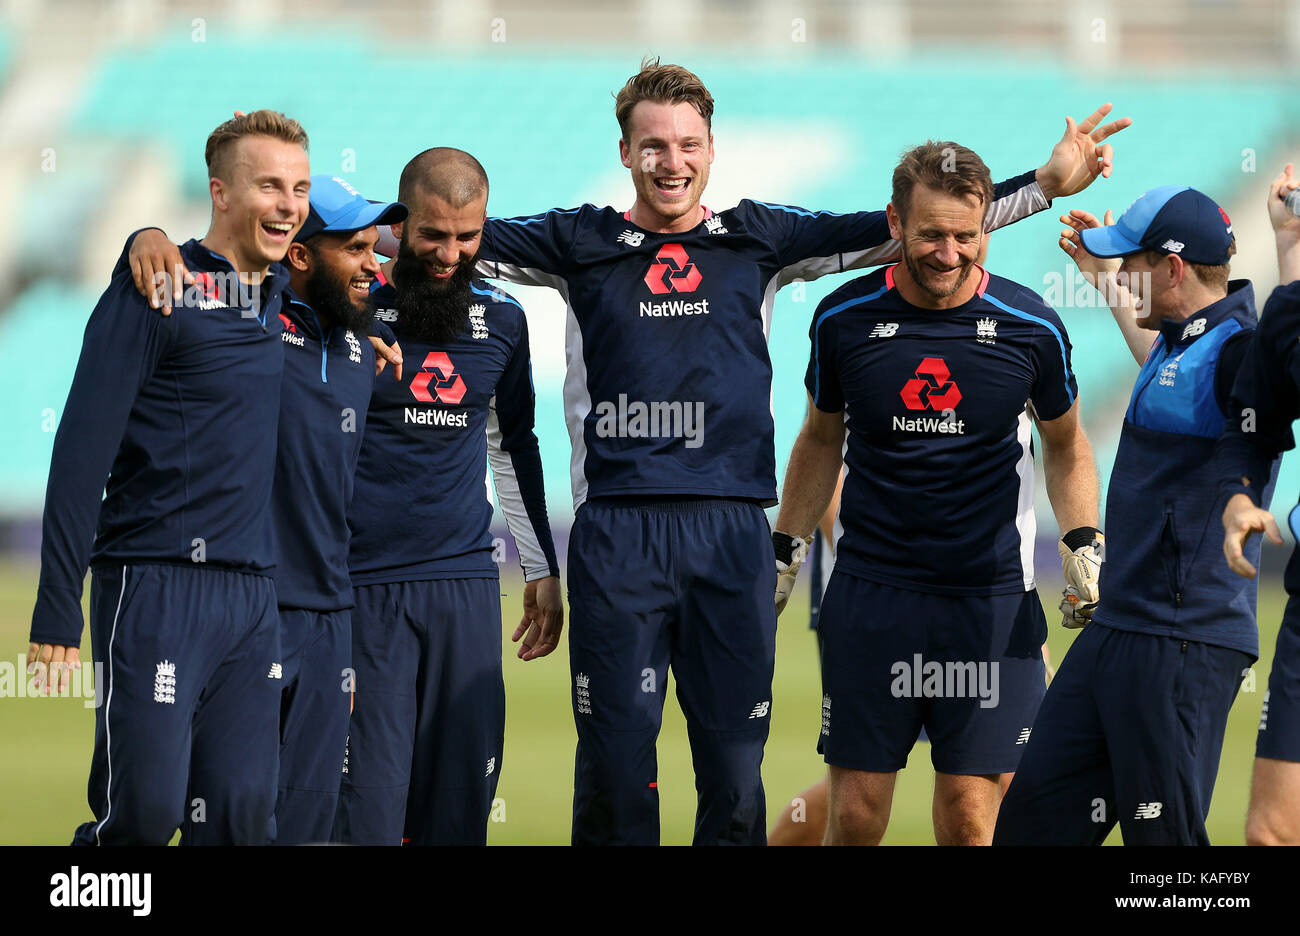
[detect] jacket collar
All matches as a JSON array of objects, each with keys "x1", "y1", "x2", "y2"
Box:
[{"x1": 1159, "y1": 279, "x2": 1255, "y2": 349}]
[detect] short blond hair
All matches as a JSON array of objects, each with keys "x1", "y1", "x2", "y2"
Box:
[
  {"x1": 614, "y1": 57, "x2": 714, "y2": 143},
  {"x1": 204, "y1": 109, "x2": 309, "y2": 181}
]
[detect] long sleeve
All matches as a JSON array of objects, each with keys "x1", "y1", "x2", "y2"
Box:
[
  {"x1": 30, "y1": 275, "x2": 176, "y2": 646},
  {"x1": 476, "y1": 208, "x2": 584, "y2": 289},
  {"x1": 485, "y1": 306, "x2": 560, "y2": 581}
]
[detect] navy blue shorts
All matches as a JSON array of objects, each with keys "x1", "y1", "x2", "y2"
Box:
[
  {"x1": 994, "y1": 622, "x2": 1251, "y2": 846},
  {"x1": 567, "y1": 496, "x2": 777, "y2": 845},
  {"x1": 332, "y1": 577, "x2": 503, "y2": 846},
  {"x1": 73, "y1": 563, "x2": 281, "y2": 846},
  {"x1": 1257, "y1": 600, "x2": 1300, "y2": 763},
  {"x1": 817, "y1": 571, "x2": 1046, "y2": 776},
  {"x1": 273, "y1": 607, "x2": 351, "y2": 845}
]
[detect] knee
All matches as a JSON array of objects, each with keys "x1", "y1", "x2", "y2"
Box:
[
  {"x1": 1246, "y1": 808, "x2": 1298, "y2": 846},
  {"x1": 825, "y1": 799, "x2": 887, "y2": 845}
]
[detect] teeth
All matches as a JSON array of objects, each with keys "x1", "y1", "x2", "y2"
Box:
[{"x1": 264, "y1": 222, "x2": 292, "y2": 232}]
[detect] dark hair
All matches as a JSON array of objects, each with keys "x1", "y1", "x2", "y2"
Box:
[
  {"x1": 398, "y1": 148, "x2": 489, "y2": 209},
  {"x1": 891, "y1": 141, "x2": 994, "y2": 225}
]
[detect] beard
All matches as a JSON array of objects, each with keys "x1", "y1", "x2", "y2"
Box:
[
  {"x1": 390, "y1": 240, "x2": 476, "y2": 344},
  {"x1": 903, "y1": 248, "x2": 975, "y2": 300},
  {"x1": 303, "y1": 263, "x2": 376, "y2": 334}
]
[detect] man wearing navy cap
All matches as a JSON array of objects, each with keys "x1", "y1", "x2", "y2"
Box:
[
  {"x1": 995, "y1": 184, "x2": 1270, "y2": 845},
  {"x1": 267, "y1": 175, "x2": 406, "y2": 844}
]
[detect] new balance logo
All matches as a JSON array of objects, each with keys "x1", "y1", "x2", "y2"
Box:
[
  {"x1": 1016, "y1": 727, "x2": 1032, "y2": 744},
  {"x1": 617, "y1": 229, "x2": 645, "y2": 247},
  {"x1": 267, "y1": 663, "x2": 283, "y2": 679},
  {"x1": 486, "y1": 757, "x2": 496, "y2": 777},
  {"x1": 869, "y1": 322, "x2": 898, "y2": 339},
  {"x1": 748, "y1": 701, "x2": 770, "y2": 719},
  {"x1": 1160, "y1": 239, "x2": 1185, "y2": 253},
  {"x1": 1181, "y1": 317, "x2": 1206, "y2": 340},
  {"x1": 1134, "y1": 802, "x2": 1163, "y2": 820}
]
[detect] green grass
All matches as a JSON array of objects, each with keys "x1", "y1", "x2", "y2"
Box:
[{"x1": 0, "y1": 559, "x2": 1282, "y2": 845}]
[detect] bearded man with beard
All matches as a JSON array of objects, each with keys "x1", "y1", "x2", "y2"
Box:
[
  {"x1": 334, "y1": 148, "x2": 563, "y2": 846},
  {"x1": 773, "y1": 141, "x2": 1100, "y2": 845}
]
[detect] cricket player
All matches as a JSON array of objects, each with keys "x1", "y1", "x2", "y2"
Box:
[
  {"x1": 996, "y1": 184, "x2": 1265, "y2": 846},
  {"x1": 1218, "y1": 163, "x2": 1300, "y2": 845},
  {"x1": 775, "y1": 141, "x2": 1100, "y2": 846},
  {"x1": 27, "y1": 110, "x2": 308, "y2": 845},
  {"x1": 333, "y1": 149, "x2": 562, "y2": 845},
  {"x1": 421, "y1": 60, "x2": 1129, "y2": 845}
]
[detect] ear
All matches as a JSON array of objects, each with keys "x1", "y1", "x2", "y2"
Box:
[
  {"x1": 707, "y1": 133, "x2": 715, "y2": 165},
  {"x1": 619, "y1": 137, "x2": 633, "y2": 170},
  {"x1": 1166, "y1": 254, "x2": 1186, "y2": 289},
  {"x1": 209, "y1": 176, "x2": 227, "y2": 212},
  {"x1": 284, "y1": 242, "x2": 312, "y2": 273},
  {"x1": 390, "y1": 220, "x2": 404, "y2": 241},
  {"x1": 886, "y1": 203, "x2": 903, "y2": 242}
]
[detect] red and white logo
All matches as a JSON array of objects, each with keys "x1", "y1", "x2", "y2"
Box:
[
  {"x1": 644, "y1": 243, "x2": 702, "y2": 294},
  {"x1": 410, "y1": 351, "x2": 466, "y2": 404},
  {"x1": 900, "y1": 357, "x2": 962, "y2": 411}
]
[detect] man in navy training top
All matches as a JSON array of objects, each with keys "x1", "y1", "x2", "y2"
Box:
[
  {"x1": 437, "y1": 60, "x2": 1129, "y2": 846},
  {"x1": 333, "y1": 148, "x2": 562, "y2": 846},
  {"x1": 267, "y1": 176, "x2": 406, "y2": 844},
  {"x1": 1218, "y1": 162, "x2": 1300, "y2": 845},
  {"x1": 27, "y1": 110, "x2": 309, "y2": 845},
  {"x1": 776, "y1": 141, "x2": 1101, "y2": 846},
  {"x1": 996, "y1": 184, "x2": 1266, "y2": 845}
]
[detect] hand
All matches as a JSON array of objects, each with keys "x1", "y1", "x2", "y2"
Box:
[
  {"x1": 1222, "y1": 492, "x2": 1283, "y2": 578},
  {"x1": 26, "y1": 642, "x2": 81, "y2": 695},
  {"x1": 1058, "y1": 529, "x2": 1104, "y2": 628},
  {"x1": 1035, "y1": 103, "x2": 1132, "y2": 201},
  {"x1": 773, "y1": 531, "x2": 812, "y2": 617},
  {"x1": 370, "y1": 336, "x2": 403, "y2": 381},
  {"x1": 1058, "y1": 208, "x2": 1122, "y2": 282},
  {"x1": 512, "y1": 576, "x2": 564, "y2": 661},
  {"x1": 129, "y1": 229, "x2": 191, "y2": 314},
  {"x1": 1268, "y1": 163, "x2": 1300, "y2": 235}
]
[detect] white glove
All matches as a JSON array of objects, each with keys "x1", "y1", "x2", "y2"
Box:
[
  {"x1": 1058, "y1": 528, "x2": 1104, "y2": 628},
  {"x1": 774, "y1": 531, "x2": 813, "y2": 617}
]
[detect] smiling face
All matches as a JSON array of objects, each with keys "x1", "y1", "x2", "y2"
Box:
[
  {"x1": 620, "y1": 100, "x2": 714, "y2": 233},
  {"x1": 397, "y1": 189, "x2": 486, "y2": 283},
  {"x1": 1118, "y1": 251, "x2": 1171, "y2": 328},
  {"x1": 210, "y1": 135, "x2": 311, "y2": 272},
  {"x1": 887, "y1": 185, "x2": 985, "y2": 307}
]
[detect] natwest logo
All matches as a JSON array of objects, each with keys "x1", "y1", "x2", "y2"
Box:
[
  {"x1": 410, "y1": 351, "x2": 466, "y2": 404},
  {"x1": 644, "y1": 243, "x2": 702, "y2": 294},
  {"x1": 900, "y1": 357, "x2": 961, "y2": 411}
]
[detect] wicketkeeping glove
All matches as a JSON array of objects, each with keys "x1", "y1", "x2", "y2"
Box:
[
  {"x1": 773, "y1": 531, "x2": 813, "y2": 617},
  {"x1": 1058, "y1": 526, "x2": 1104, "y2": 628}
]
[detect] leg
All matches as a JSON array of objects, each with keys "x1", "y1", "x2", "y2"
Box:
[
  {"x1": 816, "y1": 575, "x2": 925, "y2": 844},
  {"x1": 273, "y1": 608, "x2": 351, "y2": 845},
  {"x1": 332, "y1": 584, "x2": 419, "y2": 844},
  {"x1": 72, "y1": 566, "x2": 204, "y2": 846},
  {"x1": 403, "y1": 578, "x2": 505, "y2": 846},
  {"x1": 1245, "y1": 758, "x2": 1300, "y2": 845},
  {"x1": 1104, "y1": 634, "x2": 1250, "y2": 846},
  {"x1": 768, "y1": 775, "x2": 829, "y2": 846},
  {"x1": 567, "y1": 500, "x2": 675, "y2": 845},
  {"x1": 825, "y1": 766, "x2": 896, "y2": 845},
  {"x1": 182, "y1": 572, "x2": 281, "y2": 845},
  {"x1": 933, "y1": 773, "x2": 1002, "y2": 845},
  {"x1": 673, "y1": 500, "x2": 776, "y2": 845},
  {"x1": 994, "y1": 622, "x2": 1114, "y2": 846},
  {"x1": 1247, "y1": 604, "x2": 1300, "y2": 844}
]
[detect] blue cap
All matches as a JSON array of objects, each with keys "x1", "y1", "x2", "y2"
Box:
[
  {"x1": 1079, "y1": 185, "x2": 1233, "y2": 265},
  {"x1": 294, "y1": 175, "x2": 407, "y2": 243}
]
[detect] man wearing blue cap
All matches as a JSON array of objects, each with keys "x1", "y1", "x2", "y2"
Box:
[
  {"x1": 1218, "y1": 163, "x2": 1300, "y2": 845},
  {"x1": 265, "y1": 175, "x2": 406, "y2": 844},
  {"x1": 995, "y1": 184, "x2": 1270, "y2": 845},
  {"x1": 107, "y1": 174, "x2": 408, "y2": 843}
]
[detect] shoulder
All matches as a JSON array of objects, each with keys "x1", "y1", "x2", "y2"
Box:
[
  {"x1": 816, "y1": 267, "x2": 893, "y2": 318},
  {"x1": 981, "y1": 272, "x2": 1068, "y2": 337},
  {"x1": 470, "y1": 280, "x2": 527, "y2": 338},
  {"x1": 1258, "y1": 280, "x2": 1300, "y2": 346},
  {"x1": 488, "y1": 205, "x2": 596, "y2": 228}
]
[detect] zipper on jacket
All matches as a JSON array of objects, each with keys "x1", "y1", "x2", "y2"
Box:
[{"x1": 1160, "y1": 502, "x2": 1183, "y2": 608}]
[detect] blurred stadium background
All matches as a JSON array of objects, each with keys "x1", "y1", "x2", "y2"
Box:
[{"x1": 1, "y1": 0, "x2": 1298, "y2": 844}]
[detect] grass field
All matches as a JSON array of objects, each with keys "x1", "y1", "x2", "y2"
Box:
[{"x1": 0, "y1": 558, "x2": 1283, "y2": 845}]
